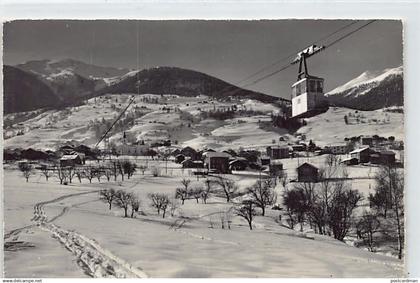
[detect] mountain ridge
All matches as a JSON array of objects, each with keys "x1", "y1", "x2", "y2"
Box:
[{"x1": 325, "y1": 66, "x2": 403, "y2": 110}]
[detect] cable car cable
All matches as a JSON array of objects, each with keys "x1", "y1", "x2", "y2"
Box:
[
  {"x1": 242, "y1": 20, "x2": 377, "y2": 88},
  {"x1": 236, "y1": 20, "x2": 360, "y2": 85}
]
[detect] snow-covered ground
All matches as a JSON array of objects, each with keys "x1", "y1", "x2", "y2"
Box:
[
  {"x1": 3, "y1": 165, "x2": 404, "y2": 278},
  {"x1": 297, "y1": 107, "x2": 404, "y2": 147}
]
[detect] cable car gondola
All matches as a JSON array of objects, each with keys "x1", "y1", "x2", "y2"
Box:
[{"x1": 291, "y1": 45, "x2": 328, "y2": 118}]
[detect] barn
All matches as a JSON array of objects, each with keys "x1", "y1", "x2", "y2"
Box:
[
  {"x1": 205, "y1": 152, "x2": 231, "y2": 174},
  {"x1": 350, "y1": 147, "x2": 371, "y2": 164},
  {"x1": 297, "y1": 162, "x2": 319, "y2": 182},
  {"x1": 60, "y1": 154, "x2": 83, "y2": 167}
]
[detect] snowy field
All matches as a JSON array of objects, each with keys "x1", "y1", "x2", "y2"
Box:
[
  {"x1": 3, "y1": 164, "x2": 404, "y2": 278},
  {"x1": 297, "y1": 107, "x2": 404, "y2": 147}
]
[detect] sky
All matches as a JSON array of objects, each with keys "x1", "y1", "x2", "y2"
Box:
[{"x1": 3, "y1": 20, "x2": 402, "y2": 99}]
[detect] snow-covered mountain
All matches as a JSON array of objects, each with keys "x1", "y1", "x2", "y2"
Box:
[
  {"x1": 325, "y1": 66, "x2": 403, "y2": 110},
  {"x1": 15, "y1": 59, "x2": 131, "y2": 101}
]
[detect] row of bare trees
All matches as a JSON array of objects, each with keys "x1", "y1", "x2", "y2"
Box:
[
  {"x1": 99, "y1": 188, "x2": 140, "y2": 218},
  {"x1": 19, "y1": 160, "x2": 138, "y2": 184},
  {"x1": 282, "y1": 160, "x2": 362, "y2": 241}
]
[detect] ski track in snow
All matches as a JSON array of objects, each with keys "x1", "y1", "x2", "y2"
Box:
[{"x1": 6, "y1": 190, "x2": 149, "y2": 278}]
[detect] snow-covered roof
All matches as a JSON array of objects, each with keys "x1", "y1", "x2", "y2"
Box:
[
  {"x1": 60, "y1": 154, "x2": 80, "y2": 160},
  {"x1": 205, "y1": 152, "x2": 231, "y2": 158},
  {"x1": 349, "y1": 147, "x2": 370, "y2": 154},
  {"x1": 297, "y1": 162, "x2": 318, "y2": 170}
]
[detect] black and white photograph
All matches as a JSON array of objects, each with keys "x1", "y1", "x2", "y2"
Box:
[{"x1": 2, "y1": 19, "x2": 406, "y2": 278}]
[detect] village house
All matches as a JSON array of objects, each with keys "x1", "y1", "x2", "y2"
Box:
[
  {"x1": 266, "y1": 146, "x2": 290, "y2": 159},
  {"x1": 350, "y1": 147, "x2": 371, "y2": 164},
  {"x1": 229, "y1": 158, "x2": 248, "y2": 171},
  {"x1": 297, "y1": 162, "x2": 319, "y2": 182},
  {"x1": 204, "y1": 152, "x2": 231, "y2": 174},
  {"x1": 370, "y1": 151, "x2": 396, "y2": 165},
  {"x1": 181, "y1": 146, "x2": 199, "y2": 160},
  {"x1": 60, "y1": 154, "x2": 83, "y2": 167},
  {"x1": 175, "y1": 154, "x2": 186, "y2": 164}
]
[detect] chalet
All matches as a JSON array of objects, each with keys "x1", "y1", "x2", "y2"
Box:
[
  {"x1": 181, "y1": 146, "x2": 198, "y2": 160},
  {"x1": 380, "y1": 151, "x2": 396, "y2": 165},
  {"x1": 181, "y1": 159, "x2": 204, "y2": 169},
  {"x1": 60, "y1": 154, "x2": 83, "y2": 167},
  {"x1": 59, "y1": 145, "x2": 75, "y2": 155},
  {"x1": 297, "y1": 163, "x2": 319, "y2": 182},
  {"x1": 266, "y1": 146, "x2": 290, "y2": 159},
  {"x1": 205, "y1": 152, "x2": 230, "y2": 174},
  {"x1": 269, "y1": 159, "x2": 284, "y2": 177},
  {"x1": 350, "y1": 147, "x2": 371, "y2": 164},
  {"x1": 229, "y1": 158, "x2": 248, "y2": 171},
  {"x1": 175, "y1": 154, "x2": 186, "y2": 164},
  {"x1": 371, "y1": 151, "x2": 396, "y2": 165}
]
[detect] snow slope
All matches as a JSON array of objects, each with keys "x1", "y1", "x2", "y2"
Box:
[
  {"x1": 3, "y1": 168, "x2": 405, "y2": 278},
  {"x1": 297, "y1": 107, "x2": 404, "y2": 147}
]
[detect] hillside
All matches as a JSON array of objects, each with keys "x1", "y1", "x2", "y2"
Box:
[
  {"x1": 15, "y1": 59, "x2": 131, "y2": 102},
  {"x1": 297, "y1": 106, "x2": 404, "y2": 146},
  {"x1": 3, "y1": 65, "x2": 61, "y2": 114},
  {"x1": 93, "y1": 66, "x2": 279, "y2": 103},
  {"x1": 325, "y1": 66, "x2": 403, "y2": 110}
]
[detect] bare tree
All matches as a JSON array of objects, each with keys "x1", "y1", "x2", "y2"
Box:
[
  {"x1": 201, "y1": 179, "x2": 213, "y2": 204},
  {"x1": 103, "y1": 167, "x2": 112, "y2": 182},
  {"x1": 169, "y1": 197, "x2": 180, "y2": 217},
  {"x1": 213, "y1": 177, "x2": 238, "y2": 203},
  {"x1": 247, "y1": 179, "x2": 277, "y2": 216},
  {"x1": 235, "y1": 200, "x2": 257, "y2": 230},
  {"x1": 328, "y1": 187, "x2": 362, "y2": 241},
  {"x1": 175, "y1": 187, "x2": 190, "y2": 205},
  {"x1": 148, "y1": 193, "x2": 170, "y2": 218},
  {"x1": 75, "y1": 167, "x2": 85, "y2": 183},
  {"x1": 282, "y1": 186, "x2": 311, "y2": 231},
  {"x1": 123, "y1": 161, "x2": 136, "y2": 179},
  {"x1": 181, "y1": 178, "x2": 191, "y2": 191},
  {"x1": 191, "y1": 185, "x2": 203, "y2": 203},
  {"x1": 130, "y1": 196, "x2": 140, "y2": 218},
  {"x1": 56, "y1": 166, "x2": 67, "y2": 184},
  {"x1": 111, "y1": 161, "x2": 119, "y2": 181},
  {"x1": 40, "y1": 164, "x2": 53, "y2": 181},
  {"x1": 83, "y1": 166, "x2": 95, "y2": 183},
  {"x1": 357, "y1": 210, "x2": 381, "y2": 252},
  {"x1": 114, "y1": 190, "x2": 133, "y2": 217},
  {"x1": 99, "y1": 188, "x2": 116, "y2": 210},
  {"x1": 373, "y1": 165, "x2": 404, "y2": 259}
]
